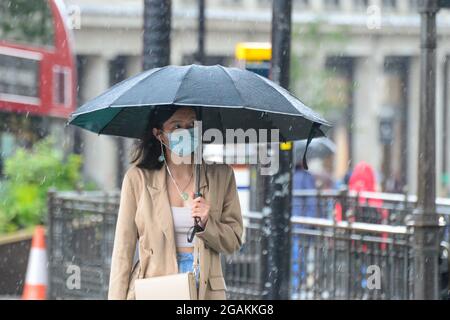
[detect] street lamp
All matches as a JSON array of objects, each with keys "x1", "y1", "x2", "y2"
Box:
[{"x1": 409, "y1": 0, "x2": 449, "y2": 300}]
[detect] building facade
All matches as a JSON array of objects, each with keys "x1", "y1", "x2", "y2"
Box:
[{"x1": 62, "y1": 0, "x2": 450, "y2": 197}]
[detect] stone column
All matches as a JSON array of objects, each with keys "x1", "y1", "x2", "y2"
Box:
[
  {"x1": 80, "y1": 55, "x2": 118, "y2": 190},
  {"x1": 407, "y1": 56, "x2": 420, "y2": 196},
  {"x1": 353, "y1": 52, "x2": 385, "y2": 182},
  {"x1": 436, "y1": 51, "x2": 446, "y2": 197}
]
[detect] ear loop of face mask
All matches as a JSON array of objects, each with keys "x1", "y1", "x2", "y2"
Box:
[
  {"x1": 159, "y1": 131, "x2": 171, "y2": 151},
  {"x1": 157, "y1": 131, "x2": 167, "y2": 162}
]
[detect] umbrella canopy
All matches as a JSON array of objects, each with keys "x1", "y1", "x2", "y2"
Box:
[
  {"x1": 294, "y1": 137, "x2": 336, "y2": 165},
  {"x1": 67, "y1": 64, "x2": 332, "y2": 205},
  {"x1": 67, "y1": 64, "x2": 331, "y2": 142},
  {"x1": 67, "y1": 64, "x2": 332, "y2": 234}
]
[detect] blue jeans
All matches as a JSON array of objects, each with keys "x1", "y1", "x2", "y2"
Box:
[{"x1": 176, "y1": 252, "x2": 199, "y2": 288}]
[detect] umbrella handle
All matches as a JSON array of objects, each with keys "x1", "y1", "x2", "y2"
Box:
[
  {"x1": 194, "y1": 162, "x2": 201, "y2": 198},
  {"x1": 194, "y1": 191, "x2": 202, "y2": 198},
  {"x1": 194, "y1": 107, "x2": 203, "y2": 198}
]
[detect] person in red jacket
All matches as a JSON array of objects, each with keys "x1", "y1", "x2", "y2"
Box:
[{"x1": 335, "y1": 162, "x2": 389, "y2": 249}]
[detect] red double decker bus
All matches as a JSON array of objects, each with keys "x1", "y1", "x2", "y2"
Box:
[{"x1": 0, "y1": 0, "x2": 76, "y2": 118}]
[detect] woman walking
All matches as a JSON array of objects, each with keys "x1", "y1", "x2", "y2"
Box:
[{"x1": 108, "y1": 106, "x2": 243, "y2": 300}]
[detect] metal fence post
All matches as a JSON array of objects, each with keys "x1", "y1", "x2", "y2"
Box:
[
  {"x1": 409, "y1": 0, "x2": 442, "y2": 300},
  {"x1": 46, "y1": 187, "x2": 56, "y2": 299},
  {"x1": 265, "y1": 0, "x2": 293, "y2": 300}
]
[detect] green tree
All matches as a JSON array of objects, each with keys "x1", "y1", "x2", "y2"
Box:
[
  {"x1": 0, "y1": 0, "x2": 54, "y2": 47},
  {"x1": 290, "y1": 22, "x2": 352, "y2": 118},
  {"x1": 0, "y1": 137, "x2": 94, "y2": 234}
]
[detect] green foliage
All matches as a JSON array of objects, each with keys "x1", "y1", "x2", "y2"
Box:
[
  {"x1": 0, "y1": 137, "x2": 86, "y2": 234},
  {"x1": 290, "y1": 22, "x2": 353, "y2": 118},
  {"x1": 0, "y1": 0, "x2": 54, "y2": 47}
]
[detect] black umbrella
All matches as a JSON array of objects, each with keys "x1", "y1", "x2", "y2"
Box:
[
  {"x1": 294, "y1": 137, "x2": 336, "y2": 165},
  {"x1": 67, "y1": 64, "x2": 331, "y2": 205}
]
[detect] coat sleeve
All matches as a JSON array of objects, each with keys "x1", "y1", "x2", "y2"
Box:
[
  {"x1": 108, "y1": 169, "x2": 138, "y2": 300},
  {"x1": 196, "y1": 165, "x2": 244, "y2": 255}
]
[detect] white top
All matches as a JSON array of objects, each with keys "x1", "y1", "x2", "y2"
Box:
[{"x1": 171, "y1": 206, "x2": 194, "y2": 248}]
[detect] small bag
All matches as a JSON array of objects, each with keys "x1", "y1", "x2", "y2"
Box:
[{"x1": 134, "y1": 245, "x2": 200, "y2": 300}]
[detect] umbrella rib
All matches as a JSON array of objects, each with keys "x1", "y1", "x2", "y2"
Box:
[
  {"x1": 108, "y1": 66, "x2": 168, "y2": 107},
  {"x1": 71, "y1": 67, "x2": 166, "y2": 119},
  {"x1": 173, "y1": 65, "x2": 194, "y2": 104},
  {"x1": 217, "y1": 66, "x2": 322, "y2": 126},
  {"x1": 254, "y1": 73, "x2": 326, "y2": 123},
  {"x1": 97, "y1": 107, "x2": 125, "y2": 136},
  {"x1": 217, "y1": 65, "x2": 246, "y2": 108}
]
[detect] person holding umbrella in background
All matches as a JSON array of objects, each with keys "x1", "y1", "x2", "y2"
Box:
[{"x1": 290, "y1": 137, "x2": 336, "y2": 295}]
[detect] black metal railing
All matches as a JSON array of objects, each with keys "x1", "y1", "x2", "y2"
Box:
[
  {"x1": 47, "y1": 190, "x2": 119, "y2": 299},
  {"x1": 223, "y1": 211, "x2": 268, "y2": 300},
  {"x1": 225, "y1": 189, "x2": 449, "y2": 299},
  {"x1": 290, "y1": 188, "x2": 450, "y2": 247},
  {"x1": 289, "y1": 217, "x2": 412, "y2": 300},
  {"x1": 47, "y1": 188, "x2": 450, "y2": 300}
]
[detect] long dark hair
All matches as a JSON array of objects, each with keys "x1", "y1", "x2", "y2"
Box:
[{"x1": 130, "y1": 106, "x2": 178, "y2": 170}]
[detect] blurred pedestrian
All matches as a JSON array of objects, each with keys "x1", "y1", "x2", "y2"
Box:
[
  {"x1": 292, "y1": 162, "x2": 317, "y2": 218},
  {"x1": 291, "y1": 161, "x2": 318, "y2": 296}
]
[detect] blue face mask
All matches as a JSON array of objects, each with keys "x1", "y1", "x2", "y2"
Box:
[{"x1": 161, "y1": 127, "x2": 199, "y2": 157}]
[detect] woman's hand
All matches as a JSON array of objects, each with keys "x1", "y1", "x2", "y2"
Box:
[{"x1": 191, "y1": 192, "x2": 210, "y2": 228}]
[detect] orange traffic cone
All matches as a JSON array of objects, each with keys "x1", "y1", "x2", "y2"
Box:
[{"x1": 22, "y1": 225, "x2": 48, "y2": 300}]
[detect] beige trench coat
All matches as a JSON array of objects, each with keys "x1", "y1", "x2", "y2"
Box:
[{"x1": 108, "y1": 160, "x2": 244, "y2": 300}]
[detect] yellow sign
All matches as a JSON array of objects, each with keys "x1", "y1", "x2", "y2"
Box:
[
  {"x1": 280, "y1": 142, "x2": 292, "y2": 151},
  {"x1": 235, "y1": 42, "x2": 272, "y2": 62}
]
